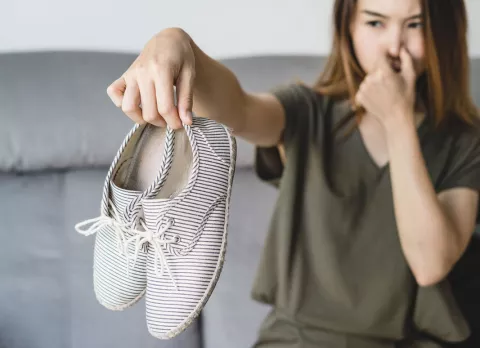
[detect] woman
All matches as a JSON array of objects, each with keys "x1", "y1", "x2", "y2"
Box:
[{"x1": 107, "y1": 0, "x2": 480, "y2": 346}]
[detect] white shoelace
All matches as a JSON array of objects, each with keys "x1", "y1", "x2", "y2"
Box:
[
  {"x1": 124, "y1": 218, "x2": 180, "y2": 292},
  {"x1": 74, "y1": 198, "x2": 133, "y2": 257},
  {"x1": 75, "y1": 201, "x2": 179, "y2": 290}
]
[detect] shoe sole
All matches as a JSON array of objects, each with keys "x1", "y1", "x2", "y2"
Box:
[{"x1": 147, "y1": 125, "x2": 237, "y2": 339}]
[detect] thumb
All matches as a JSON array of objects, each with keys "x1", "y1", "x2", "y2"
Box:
[
  {"x1": 400, "y1": 47, "x2": 416, "y2": 82},
  {"x1": 175, "y1": 67, "x2": 195, "y2": 125}
]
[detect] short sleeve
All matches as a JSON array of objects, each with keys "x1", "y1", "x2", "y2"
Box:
[
  {"x1": 271, "y1": 83, "x2": 314, "y2": 148},
  {"x1": 437, "y1": 131, "x2": 480, "y2": 192},
  {"x1": 437, "y1": 129, "x2": 480, "y2": 222},
  {"x1": 254, "y1": 83, "x2": 314, "y2": 186}
]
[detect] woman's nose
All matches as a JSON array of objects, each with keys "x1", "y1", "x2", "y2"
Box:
[{"x1": 384, "y1": 28, "x2": 405, "y2": 58}]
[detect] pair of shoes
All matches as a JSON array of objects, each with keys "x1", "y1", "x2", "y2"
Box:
[{"x1": 75, "y1": 116, "x2": 236, "y2": 339}]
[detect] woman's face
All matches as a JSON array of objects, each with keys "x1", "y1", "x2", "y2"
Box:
[{"x1": 350, "y1": 0, "x2": 426, "y2": 77}]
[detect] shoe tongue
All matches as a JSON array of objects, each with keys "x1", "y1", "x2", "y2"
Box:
[
  {"x1": 142, "y1": 197, "x2": 178, "y2": 232},
  {"x1": 109, "y1": 181, "x2": 142, "y2": 212},
  {"x1": 143, "y1": 198, "x2": 172, "y2": 220}
]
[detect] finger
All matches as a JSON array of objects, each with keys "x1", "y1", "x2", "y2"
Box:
[
  {"x1": 355, "y1": 81, "x2": 370, "y2": 107},
  {"x1": 121, "y1": 79, "x2": 144, "y2": 124},
  {"x1": 355, "y1": 90, "x2": 364, "y2": 109},
  {"x1": 376, "y1": 54, "x2": 393, "y2": 75},
  {"x1": 399, "y1": 47, "x2": 416, "y2": 82},
  {"x1": 175, "y1": 67, "x2": 195, "y2": 125},
  {"x1": 155, "y1": 72, "x2": 182, "y2": 129},
  {"x1": 107, "y1": 76, "x2": 127, "y2": 107},
  {"x1": 137, "y1": 77, "x2": 165, "y2": 127}
]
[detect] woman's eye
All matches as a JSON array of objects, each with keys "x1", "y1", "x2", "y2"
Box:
[
  {"x1": 408, "y1": 22, "x2": 423, "y2": 29},
  {"x1": 366, "y1": 21, "x2": 383, "y2": 28}
]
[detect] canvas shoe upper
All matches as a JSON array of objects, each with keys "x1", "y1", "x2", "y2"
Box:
[
  {"x1": 75, "y1": 123, "x2": 175, "y2": 310},
  {"x1": 138, "y1": 116, "x2": 236, "y2": 339}
]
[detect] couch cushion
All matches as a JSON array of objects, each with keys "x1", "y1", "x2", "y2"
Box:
[
  {"x1": 0, "y1": 170, "x2": 201, "y2": 348},
  {"x1": 0, "y1": 52, "x2": 136, "y2": 172}
]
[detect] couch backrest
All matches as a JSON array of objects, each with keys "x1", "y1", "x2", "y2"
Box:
[{"x1": 1, "y1": 51, "x2": 479, "y2": 172}]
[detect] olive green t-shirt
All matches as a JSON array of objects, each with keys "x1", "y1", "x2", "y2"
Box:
[{"x1": 252, "y1": 84, "x2": 480, "y2": 343}]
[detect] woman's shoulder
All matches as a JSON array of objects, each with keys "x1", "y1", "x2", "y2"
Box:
[
  {"x1": 270, "y1": 82, "x2": 319, "y2": 104},
  {"x1": 440, "y1": 111, "x2": 480, "y2": 145},
  {"x1": 269, "y1": 81, "x2": 353, "y2": 141}
]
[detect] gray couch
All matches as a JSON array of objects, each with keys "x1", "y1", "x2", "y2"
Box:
[{"x1": 1, "y1": 51, "x2": 479, "y2": 348}]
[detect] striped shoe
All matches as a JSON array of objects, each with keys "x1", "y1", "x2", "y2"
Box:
[
  {"x1": 75, "y1": 123, "x2": 175, "y2": 310},
  {"x1": 140, "y1": 117, "x2": 236, "y2": 339}
]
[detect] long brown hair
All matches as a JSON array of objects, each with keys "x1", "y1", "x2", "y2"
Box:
[{"x1": 313, "y1": 0, "x2": 479, "y2": 128}]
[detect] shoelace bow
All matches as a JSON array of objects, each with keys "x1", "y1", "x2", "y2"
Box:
[
  {"x1": 75, "y1": 201, "x2": 179, "y2": 291},
  {"x1": 124, "y1": 218, "x2": 180, "y2": 291}
]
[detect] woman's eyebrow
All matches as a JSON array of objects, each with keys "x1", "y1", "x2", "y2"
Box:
[{"x1": 362, "y1": 10, "x2": 423, "y2": 20}]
